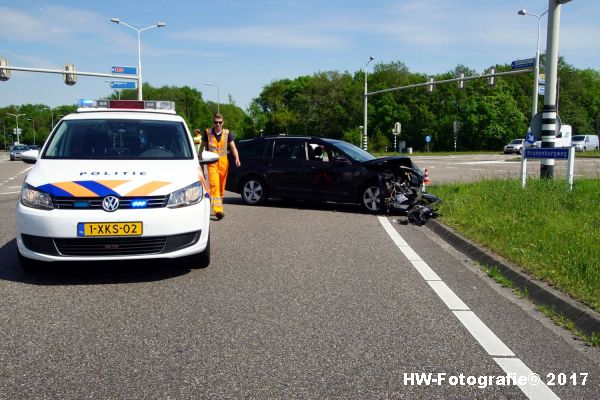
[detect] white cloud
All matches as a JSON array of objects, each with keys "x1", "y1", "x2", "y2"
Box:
[{"x1": 173, "y1": 25, "x2": 348, "y2": 50}]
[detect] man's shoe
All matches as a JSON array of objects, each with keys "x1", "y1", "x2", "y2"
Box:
[{"x1": 216, "y1": 212, "x2": 224, "y2": 220}]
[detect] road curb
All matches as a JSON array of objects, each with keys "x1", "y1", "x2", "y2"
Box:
[{"x1": 426, "y1": 218, "x2": 600, "y2": 337}]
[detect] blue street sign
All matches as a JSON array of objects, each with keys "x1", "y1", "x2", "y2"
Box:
[
  {"x1": 524, "y1": 147, "x2": 569, "y2": 159},
  {"x1": 525, "y1": 129, "x2": 535, "y2": 144},
  {"x1": 425, "y1": 135, "x2": 431, "y2": 143},
  {"x1": 510, "y1": 58, "x2": 535, "y2": 70},
  {"x1": 109, "y1": 81, "x2": 137, "y2": 89},
  {"x1": 538, "y1": 85, "x2": 545, "y2": 96},
  {"x1": 111, "y1": 65, "x2": 137, "y2": 75}
]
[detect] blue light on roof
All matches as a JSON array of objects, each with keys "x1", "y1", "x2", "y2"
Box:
[{"x1": 77, "y1": 99, "x2": 95, "y2": 107}]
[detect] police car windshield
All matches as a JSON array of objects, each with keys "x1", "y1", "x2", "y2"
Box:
[{"x1": 43, "y1": 119, "x2": 193, "y2": 160}]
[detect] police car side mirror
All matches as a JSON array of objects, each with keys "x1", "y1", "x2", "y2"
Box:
[
  {"x1": 21, "y1": 149, "x2": 39, "y2": 164},
  {"x1": 199, "y1": 150, "x2": 219, "y2": 165}
]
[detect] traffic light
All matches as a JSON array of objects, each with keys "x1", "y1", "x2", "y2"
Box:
[
  {"x1": 457, "y1": 72, "x2": 465, "y2": 89},
  {"x1": 427, "y1": 77, "x2": 434, "y2": 93},
  {"x1": 487, "y1": 67, "x2": 496, "y2": 86},
  {"x1": 63, "y1": 64, "x2": 77, "y2": 86},
  {"x1": 0, "y1": 58, "x2": 10, "y2": 81}
]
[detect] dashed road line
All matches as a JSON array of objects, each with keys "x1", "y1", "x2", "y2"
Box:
[{"x1": 378, "y1": 216, "x2": 559, "y2": 400}]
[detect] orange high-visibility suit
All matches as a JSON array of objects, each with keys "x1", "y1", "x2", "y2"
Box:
[{"x1": 205, "y1": 128, "x2": 229, "y2": 215}]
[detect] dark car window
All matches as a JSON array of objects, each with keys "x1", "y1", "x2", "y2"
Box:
[
  {"x1": 273, "y1": 139, "x2": 306, "y2": 160},
  {"x1": 327, "y1": 140, "x2": 376, "y2": 162},
  {"x1": 236, "y1": 139, "x2": 269, "y2": 157},
  {"x1": 307, "y1": 142, "x2": 333, "y2": 162}
]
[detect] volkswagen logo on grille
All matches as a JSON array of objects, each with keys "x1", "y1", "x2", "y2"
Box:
[{"x1": 102, "y1": 195, "x2": 120, "y2": 212}]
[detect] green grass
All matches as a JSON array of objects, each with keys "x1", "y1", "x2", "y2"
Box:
[
  {"x1": 575, "y1": 149, "x2": 600, "y2": 158},
  {"x1": 481, "y1": 265, "x2": 513, "y2": 289},
  {"x1": 428, "y1": 178, "x2": 600, "y2": 312},
  {"x1": 538, "y1": 305, "x2": 600, "y2": 347}
]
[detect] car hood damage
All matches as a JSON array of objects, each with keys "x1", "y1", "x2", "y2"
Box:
[
  {"x1": 362, "y1": 156, "x2": 421, "y2": 175},
  {"x1": 364, "y1": 156, "x2": 440, "y2": 226}
]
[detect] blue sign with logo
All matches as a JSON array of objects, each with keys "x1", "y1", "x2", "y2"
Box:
[
  {"x1": 109, "y1": 81, "x2": 137, "y2": 89},
  {"x1": 425, "y1": 135, "x2": 431, "y2": 143},
  {"x1": 525, "y1": 128, "x2": 535, "y2": 144},
  {"x1": 111, "y1": 65, "x2": 137, "y2": 75},
  {"x1": 525, "y1": 148, "x2": 569, "y2": 159},
  {"x1": 511, "y1": 58, "x2": 535, "y2": 70}
]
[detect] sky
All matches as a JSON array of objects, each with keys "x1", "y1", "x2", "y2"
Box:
[{"x1": 0, "y1": 0, "x2": 598, "y2": 111}]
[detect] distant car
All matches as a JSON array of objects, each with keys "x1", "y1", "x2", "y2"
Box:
[
  {"x1": 504, "y1": 139, "x2": 525, "y2": 154},
  {"x1": 28, "y1": 144, "x2": 40, "y2": 151},
  {"x1": 571, "y1": 135, "x2": 599, "y2": 152},
  {"x1": 9, "y1": 144, "x2": 30, "y2": 161},
  {"x1": 226, "y1": 135, "x2": 422, "y2": 212}
]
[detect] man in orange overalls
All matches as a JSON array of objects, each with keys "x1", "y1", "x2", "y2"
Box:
[{"x1": 202, "y1": 113, "x2": 240, "y2": 220}]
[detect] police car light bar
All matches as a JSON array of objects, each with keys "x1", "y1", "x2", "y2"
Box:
[{"x1": 78, "y1": 100, "x2": 176, "y2": 111}]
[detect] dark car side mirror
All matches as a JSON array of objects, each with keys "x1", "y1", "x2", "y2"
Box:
[{"x1": 332, "y1": 155, "x2": 349, "y2": 163}]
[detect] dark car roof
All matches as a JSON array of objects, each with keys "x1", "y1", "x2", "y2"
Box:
[{"x1": 240, "y1": 135, "x2": 324, "y2": 141}]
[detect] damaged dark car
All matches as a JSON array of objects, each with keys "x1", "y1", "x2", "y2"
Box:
[{"x1": 227, "y1": 136, "x2": 440, "y2": 222}]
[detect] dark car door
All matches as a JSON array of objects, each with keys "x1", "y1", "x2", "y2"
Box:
[
  {"x1": 306, "y1": 140, "x2": 357, "y2": 201},
  {"x1": 265, "y1": 139, "x2": 313, "y2": 198}
]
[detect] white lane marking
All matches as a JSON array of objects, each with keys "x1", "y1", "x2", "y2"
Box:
[
  {"x1": 457, "y1": 161, "x2": 509, "y2": 165},
  {"x1": 453, "y1": 311, "x2": 514, "y2": 357},
  {"x1": 428, "y1": 281, "x2": 470, "y2": 311},
  {"x1": 494, "y1": 358, "x2": 560, "y2": 400},
  {"x1": 1, "y1": 191, "x2": 21, "y2": 195},
  {"x1": 378, "y1": 216, "x2": 558, "y2": 399},
  {"x1": 412, "y1": 260, "x2": 441, "y2": 281}
]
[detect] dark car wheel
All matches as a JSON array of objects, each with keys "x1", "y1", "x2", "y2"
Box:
[
  {"x1": 241, "y1": 177, "x2": 267, "y2": 205},
  {"x1": 361, "y1": 184, "x2": 382, "y2": 213}
]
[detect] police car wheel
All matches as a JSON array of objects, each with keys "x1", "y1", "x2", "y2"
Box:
[
  {"x1": 241, "y1": 177, "x2": 267, "y2": 205},
  {"x1": 189, "y1": 233, "x2": 210, "y2": 269}
]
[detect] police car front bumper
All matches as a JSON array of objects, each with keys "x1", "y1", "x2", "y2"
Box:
[{"x1": 16, "y1": 199, "x2": 211, "y2": 262}]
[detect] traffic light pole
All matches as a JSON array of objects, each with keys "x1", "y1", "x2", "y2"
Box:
[{"x1": 0, "y1": 65, "x2": 137, "y2": 83}]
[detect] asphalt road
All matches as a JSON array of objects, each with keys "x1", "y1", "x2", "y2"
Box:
[
  {"x1": 1, "y1": 153, "x2": 598, "y2": 399},
  {"x1": 411, "y1": 153, "x2": 600, "y2": 184}
]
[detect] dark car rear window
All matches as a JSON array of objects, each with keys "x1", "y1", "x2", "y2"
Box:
[{"x1": 237, "y1": 139, "x2": 269, "y2": 158}]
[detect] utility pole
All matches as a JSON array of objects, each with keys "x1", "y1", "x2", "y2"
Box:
[
  {"x1": 541, "y1": 0, "x2": 570, "y2": 179},
  {"x1": 363, "y1": 56, "x2": 374, "y2": 151}
]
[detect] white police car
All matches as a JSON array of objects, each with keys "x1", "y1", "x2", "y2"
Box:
[{"x1": 16, "y1": 100, "x2": 218, "y2": 271}]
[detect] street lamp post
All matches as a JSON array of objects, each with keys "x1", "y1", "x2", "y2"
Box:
[
  {"x1": 110, "y1": 17, "x2": 166, "y2": 101},
  {"x1": 363, "y1": 56, "x2": 374, "y2": 151},
  {"x1": 204, "y1": 83, "x2": 220, "y2": 114},
  {"x1": 518, "y1": 8, "x2": 548, "y2": 118},
  {"x1": 43, "y1": 107, "x2": 54, "y2": 131},
  {"x1": 27, "y1": 118, "x2": 36, "y2": 145},
  {"x1": 7, "y1": 112, "x2": 26, "y2": 145}
]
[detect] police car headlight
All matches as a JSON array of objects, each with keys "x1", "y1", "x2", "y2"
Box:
[
  {"x1": 21, "y1": 183, "x2": 54, "y2": 210},
  {"x1": 167, "y1": 182, "x2": 203, "y2": 208}
]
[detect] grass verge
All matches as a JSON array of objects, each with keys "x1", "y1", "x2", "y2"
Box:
[
  {"x1": 538, "y1": 305, "x2": 600, "y2": 347},
  {"x1": 428, "y1": 178, "x2": 600, "y2": 312},
  {"x1": 481, "y1": 264, "x2": 598, "y2": 347}
]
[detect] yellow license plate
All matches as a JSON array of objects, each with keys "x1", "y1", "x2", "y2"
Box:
[{"x1": 77, "y1": 222, "x2": 143, "y2": 237}]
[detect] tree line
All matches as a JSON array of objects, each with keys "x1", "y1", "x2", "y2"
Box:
[{"x1": 2, "y1": 56, "x2": 598, "y2": 152}]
